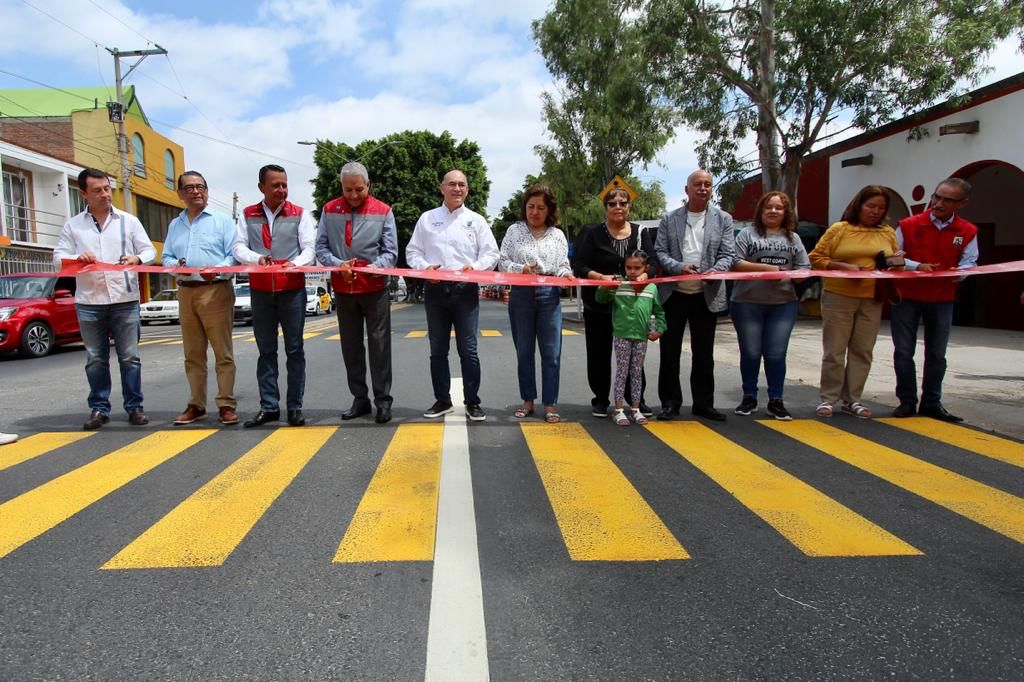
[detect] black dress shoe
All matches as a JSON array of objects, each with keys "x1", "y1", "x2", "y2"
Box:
[
  {"x1": 244, "y1": 410, "x2": 280, "y2": 428},
  {"x1": 128, "y1": 408, "x2": 149, "y2": 426},
  {"x1": 287, "y1": 409, "x2": 305, "y2": 426},
  {"x1": 919, "y1": 403, "x2": 963, "y2": 423},
  {"x1": 375, "y1": 406, "x2": 392, "y2": 424},
  {"x1": 341, "y1": 403, "x2": 372, "y2": 420},
  {"x1": 693, "y1": 406, "x2": 727, "y2": 422},
  {"x1": 83, "y1": 409, "x2": 110, "y2": 431},
  {"x1": 892, "y1": 403, "x2": 917, "y2": 418},
  {"x1": 656, "y1": 407, "x2": 680, "y2": 421}
]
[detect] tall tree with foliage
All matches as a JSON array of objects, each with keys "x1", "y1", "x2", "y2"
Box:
[
  {"x1": 308, "y1": 130, "x2": 490, "y2": 264},
  {"x1": 532, "y1": 0, "x2": 679, "y2": 225},
  {"x1": 642, "y1": 0, "x2": 1020, "y2": 211}
]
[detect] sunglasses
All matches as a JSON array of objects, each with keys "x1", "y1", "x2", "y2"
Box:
[
  {"x1": 605, "y1": 200, "x2": 630, "y2": 207},
  {"x1": 180, "y1": 184, "x2": 208, "y2": 193}
]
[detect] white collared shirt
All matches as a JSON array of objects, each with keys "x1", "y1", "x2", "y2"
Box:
[
  {"x1": 232, "y1": 201, "x2": 317, "y2": 265},
  {"x1": 53, "y1": 207, "x2": 156, "y2": 305},
  {"x1": 676, "y1": 210, "x2": 706, "y2": 293},
  {"x1": 406, "y1": 204, "x2": 499, "y2": 272}
]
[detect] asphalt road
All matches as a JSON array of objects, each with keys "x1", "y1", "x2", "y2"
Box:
[{"x1": 0, "y1": 299, "x2": 1022, "y2": 680}]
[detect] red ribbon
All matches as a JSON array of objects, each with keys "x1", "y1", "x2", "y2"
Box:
[{"x1": 57, "y1": 259, "x2": 1024, "y2": 286}]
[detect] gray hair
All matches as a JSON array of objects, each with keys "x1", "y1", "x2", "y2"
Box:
[
  {"x1": 340, "y1": 161, "x2": 369, "y2": 183},
  {"x1": 937, "y1": 177, "x2": 972, "y2": 198}
]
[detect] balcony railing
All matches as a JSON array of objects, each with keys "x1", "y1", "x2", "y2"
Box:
[{"x1": 2, "y1": 202, "x2": 65, "y2": 245}]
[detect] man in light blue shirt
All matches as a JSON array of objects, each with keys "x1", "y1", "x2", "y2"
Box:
[{"x1": 162, "y1": 170, "x2": 240, "y2": 426}]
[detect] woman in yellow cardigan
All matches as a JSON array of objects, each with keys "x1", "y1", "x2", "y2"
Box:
[{"x1": 809, "y1": 186, "x2": 900, "y2": 418}]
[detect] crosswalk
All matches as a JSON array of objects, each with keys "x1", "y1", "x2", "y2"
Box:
[{"x1": 0, "y1": 418, "x2": 1020, "y2": 569}]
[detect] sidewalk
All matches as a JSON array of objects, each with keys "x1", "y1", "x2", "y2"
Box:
[{"x1": 562, "y1": 300, "x2": 1024, "y2": 440}]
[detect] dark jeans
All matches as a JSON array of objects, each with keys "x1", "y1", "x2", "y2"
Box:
[
  {"x1": 658, "y1": 291, "x2": 717, "y2": 410},
  {"x1": 508, "y1": 286, "x2": 562, "y2": 406},
  {"x1": 890, "y1": 299, "x2": 954, "y2": 407},
  {"x1": 336, "y1": 288, "x2": 392, "y2": 408},
  {"x1": 76, "y1": 301, "x2": 143, "y2": 414},
  {"x1": 424, "y1": 282, "x2": 481, "y2": 405},
  {"x1": 251, "y1": 287, "x2": 306, "y2": 411},
  {"x1": 583, "y1": 307, "x2": 646, "y2": 410},
  {"x1": 730, "y1": 300, "x2": 798, "y2": 401}
]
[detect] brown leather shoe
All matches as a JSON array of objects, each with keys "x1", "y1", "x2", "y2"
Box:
[
  {"x1": 173, "y1": 405, "x2": 206, "y2": 425},
  {"x1": 219, "y1": 406, "x2": 239, "y2": 425}
]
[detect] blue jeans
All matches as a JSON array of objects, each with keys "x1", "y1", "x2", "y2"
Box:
[
  {"x1": 424, "y1": 282, "x2": 481, "y2": 405},
  {"x1": 251, "y1": 287, "x2": 306, "y2": 411},
  {"x1": 730, "y1": 300, "x2": 798, "y2": 400},
  {"x1": 890, "y1": 299, "x2": 954, "y2": 407},
  {"x1": 508, "y1": 286, "x2": 562, "y2": 406},
  {"x1": 76, "y1": 301, "x2": 143, "y2": 414}
]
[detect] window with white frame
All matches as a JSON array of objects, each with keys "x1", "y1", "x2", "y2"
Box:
[{"x1": 131, "y1": 133, "x2": 146, "y2": 177}]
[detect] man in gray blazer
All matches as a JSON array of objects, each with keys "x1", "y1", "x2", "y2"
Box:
[{"x1": 654, "y1": 169, "x2": 735, "y2": 421}]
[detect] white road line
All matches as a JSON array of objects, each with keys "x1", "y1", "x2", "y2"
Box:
[{"x1": 425, "y1": 380, "x2": 489, "y2": 682}]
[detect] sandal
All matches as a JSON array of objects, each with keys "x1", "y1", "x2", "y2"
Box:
[
  {"x1": 544, "y1": 411, "x2": 561, "y2": 424},
  {"x1": 841, "y1": 401, "x2": 873, "y2": 419},
  {"x1": 816, "y1": 401, "x2": 833, "y2": 417},
  {"x1": 614, "y1": 409, "x2": 630, "y2": 426},
  {"x1": 514, "y1": 405, "x2": 535, "y2": 418},
  {"x1": 634, "y1": 413, "x2": 649, "y2": 425}
]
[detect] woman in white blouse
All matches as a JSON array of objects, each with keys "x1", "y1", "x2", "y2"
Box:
[{"x1": 498, "y1": 185, "x2": 572, "y2": 423}]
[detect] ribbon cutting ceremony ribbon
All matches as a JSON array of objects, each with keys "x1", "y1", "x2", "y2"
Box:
[{"x1": 58, "y1": 259, "x2": 1024, "y2": 286}]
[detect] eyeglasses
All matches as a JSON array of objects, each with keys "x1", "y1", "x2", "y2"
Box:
[
  {"x1": 180, "y1": 184, "x2": 208, "y2": 193},
  {"x1": 931, "y1": 192, "x2": 964, "y2": 204},
  {"x1": 605, "y1": 200, "x2": 630, "y2": 207}
]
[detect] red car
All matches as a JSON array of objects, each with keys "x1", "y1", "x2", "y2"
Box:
[{"x1": 0, "y1": 273, "x2": 81, "y2": 357}]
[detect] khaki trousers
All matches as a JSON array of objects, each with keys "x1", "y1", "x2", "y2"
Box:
[
  {"x1": 819, "y1": 290, "x2": 882, "y2": 405},
  {"x1": 178, "y1": 281, "x2": 236, "y2": 410}
]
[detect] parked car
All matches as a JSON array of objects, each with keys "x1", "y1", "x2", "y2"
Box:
[
  {"x1": 305, "y1": 285, "x2": 331, "y2": 316},
  {"x1": 0, "y1": 273, "x2": 81, "y2": 357},
  {"x1": 140, "y1": 289, "x2": 180, "y2": 325},
  {"x1": 233, "y1": 283, "x2": 253, "y2": 325}
]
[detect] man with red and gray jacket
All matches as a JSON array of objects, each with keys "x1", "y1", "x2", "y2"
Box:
[
  {"x1": 891, "y1": 177, "x2": 978, "y2": 422},
  {"x1": 315, "y1": 161, "x2": 399, "y2": 424},
  {"x1": 233, "y1": 164, "x2": 317, "y2": 428}
]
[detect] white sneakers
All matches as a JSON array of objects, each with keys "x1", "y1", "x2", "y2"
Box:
[{"x1": 0, "y1": 432, "x2": 18, "y2": 446}]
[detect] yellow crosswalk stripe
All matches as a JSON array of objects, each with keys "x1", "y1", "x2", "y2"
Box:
[
  {"x1": 0, "y1": 432, "x2": 94, "y2": 472},
  {"x1": 521, "y1": 423, "x2": 688, "y2": 561},
  {"x1": 334, "y1": 424, "x2": 443, "y2": 562},
  {"x1": 878, "y1": 417, "x2": 1024, "y2": 469},
  {"x1": 139, "y1": 338, "x2": 176, "y2": 346},
  {"x1": 561, "y1": 329, "x2": 579, "y2": 336},
  {"x1": 480, "y1": 330, "x2": 502, "y2": 337},
  {"x1": 646, "y1": 422, "x2": 921, "y2": 557},
  {"x1": 325, "y1": 334, "x2": 341, "y2": 341},
  {"x1": 103, "y1": 427, "x2": 336, "y2": 569},
  {"x1": 302, "y1": 331, "x2": 322, "y2": 340},
  {"x1": 405, "y1": 330, "x2": 428, "y2": 338},
  {"x1": 762, "y1": 420, "x2": 1024, "y2": 544},
  {"x1": 0, "y1": 430, "x2": 214, "y2": 559}
]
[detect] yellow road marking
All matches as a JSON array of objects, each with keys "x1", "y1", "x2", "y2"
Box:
[
  {"x1": 0, "y1": 432, "x2": 94, "y2": 472},
  {"x1": 405, "y1": 330, "x2": 428, "y2": 338},
  {"x1": 103, "y1": 427, "x2": 336, "y2": 569},
  {"x1": 480, "y1": 330, "x2": 502, "y2": 337},
  {"x1": 334, "y1": 424, "x2": 443, "y2": 562},
  {"x1": 762, "y1": 420, "x2": 1024, "y2": 544},
  {"x1": 302, "y1": 331, "x2": 322, "y2": 340},
  {"x1": 646, "y1": 422, "x2": 920, "y2": 557},
  {"x1": 521, "y1": 422, "x2": 688, "y2": 561},
  {"x1": 561, "y1": 329, "x2": 579, "y2": 336},
  {"x1": 325, "y1": 334, "x2": 341, "y2": 341},
  {"x1": 139, "y1": 338, "x2": 176, "y2": 346},
  {"x1": 0, "y1": 431, "x2": 214, "y2": 559},
  {"x1": 878, "y1": 417, "x2": 1024, "y2": 469}
]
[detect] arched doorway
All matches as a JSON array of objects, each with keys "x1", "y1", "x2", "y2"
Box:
[{"x1": 949, "y1": 160, "x2": 1024, "y2": 330}]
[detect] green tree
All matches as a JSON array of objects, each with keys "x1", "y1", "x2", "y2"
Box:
[
  {"x1": 533, "y1": 0, "x2": 680, "y2": 226},
  {"x1": 642, "y1": 0, "x2": 1020, "y2": 212},
  {"x1": 308, "y1": 130, "x2": 490, "y2": 264}
]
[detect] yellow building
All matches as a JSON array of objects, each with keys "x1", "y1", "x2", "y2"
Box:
[{"x1": 0, "y1": 86, "x2": 186, "y2": 299}]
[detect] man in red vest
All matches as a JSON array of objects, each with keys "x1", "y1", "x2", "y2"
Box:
[
  {"x1": 891, "y1": 177, "x2": 978, "y2": 422},
  {"x1": 233, "y1": 164, "x2": 317, "y2": 427},
  {"x1": 315, "y1": 161, "x2": 399, "y2": 424}
]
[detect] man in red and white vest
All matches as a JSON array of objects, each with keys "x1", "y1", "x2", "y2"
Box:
[
  {"x1": 315, "y1": 161, "x2": 399, "y2": 424},
  {"x1": 891, "y1": 177, "x2": 978, "y2": 422},
  {"x1": 233, "y1": 164, "x2": 317, "y2": 427}
]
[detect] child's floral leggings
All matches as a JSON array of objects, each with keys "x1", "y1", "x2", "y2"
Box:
[{"x1": 613, "y1": 337, "x2": 647, "y2": 405}]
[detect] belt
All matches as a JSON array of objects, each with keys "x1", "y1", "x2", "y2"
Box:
[{"x1": 177, "y1": 279, "x2": 228, "y2": 288}]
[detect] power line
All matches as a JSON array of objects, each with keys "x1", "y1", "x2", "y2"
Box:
[
  {"x1": 84, "y1": 0, "x2": 158, "y2": 46},
  {"x1": 19, "y1": 0, "x2": 110, "y2": 50}
]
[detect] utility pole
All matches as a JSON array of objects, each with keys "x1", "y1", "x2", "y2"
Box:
[
  {"x1": 107, "y1": 46, "x2": 167, "y2": 215},
  {"x1": 232, "y1": 192, "x2": 239, "y2": 220}
]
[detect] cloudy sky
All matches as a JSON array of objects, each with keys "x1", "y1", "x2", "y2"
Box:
[{"x1": 1, "y1": 0, "x2": 1021, "y2": 220}]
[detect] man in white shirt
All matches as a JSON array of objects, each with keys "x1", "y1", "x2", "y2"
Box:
[
  {"x1": 406, "y1": 170, "x2": 499, "y2": 421},
  {"x1": 654, "y1": 169, "x2": 735, "y2": 422},
  {"x1": 233, "y1": 165, "x2": 317, "y2": 428},
  {"x1": 53, "y1": 168, "x2": 156, "y2": 430}
]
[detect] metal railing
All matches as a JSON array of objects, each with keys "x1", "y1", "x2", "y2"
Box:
[
  {"x1": 2, "y1": 201, "x2": 65, "y2": 245},
  {"x1": 0, "y1": 245, "x2": 56, "y2": 275}
]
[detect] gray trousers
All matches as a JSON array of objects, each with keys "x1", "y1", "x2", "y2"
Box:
[{"x1": 336, "y1": 288, "x2": 392, "y2": 407}]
